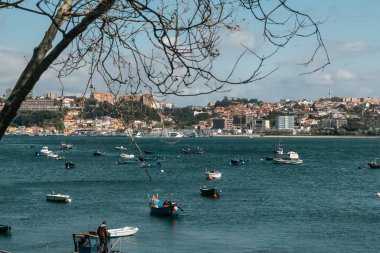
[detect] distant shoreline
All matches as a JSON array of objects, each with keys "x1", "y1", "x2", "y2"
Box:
[{"x1": 213, "y1": 134, "x2": 380, "y2": 139}]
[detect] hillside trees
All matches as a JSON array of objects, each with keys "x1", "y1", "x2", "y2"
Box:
[{"x1": 0, "y1": 0, "x2": 329, "y2": 140}]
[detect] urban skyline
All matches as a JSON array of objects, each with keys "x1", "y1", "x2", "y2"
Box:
[{"x1": 1, "y1": 1, "x2": 380, "y2": 106}]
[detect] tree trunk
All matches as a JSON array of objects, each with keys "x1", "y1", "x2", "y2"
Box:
[{"x1": 0, "y1": 0, "x2": 116, "y2": 140}]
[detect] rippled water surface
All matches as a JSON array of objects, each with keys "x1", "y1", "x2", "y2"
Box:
[{"x1": 1, "y1": 136, "x2": 380, "y2": 252}]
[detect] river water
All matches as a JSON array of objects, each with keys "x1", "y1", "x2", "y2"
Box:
[{"x1": 1, "y1": 136, "x2": 380, "y2": 252}]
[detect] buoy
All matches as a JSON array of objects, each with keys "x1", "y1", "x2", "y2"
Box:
[
  {"x1": 376, "y1": 192, "x2": 380, "y2": 197},
  {"x1": 173, "y1": 206, "x2": 178, "y2": 212},
  {"x1": 213, "y1": 193, "x2": 218, "y2": 199},
  {"x1": 160, "y1": 169, "x2": 164, "y2": 173}
]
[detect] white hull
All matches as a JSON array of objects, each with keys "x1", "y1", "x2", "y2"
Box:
[
  {"x1": 273, "y1": 158, "x2": 303, "y2": 165},
  {"x1": 108, "y1": 226, "x2": 139, "y2": 238},
  {"x1": 46, "y1": 193, "x2": 71, "y2": 203},
  {"x1": 206, "y1": 171, "x2": 222, "y2": 180}
]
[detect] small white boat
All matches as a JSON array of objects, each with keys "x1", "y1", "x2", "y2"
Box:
[
  {"x1": 120, "y1": 153, "x2": 135, "y2": 159},
  {"x1": 273, "y1": 151, "x2": 303, "y2": 165},
  {"x1": 115, "y1": 146, "x2": 129, "y2": 150},
  {"x1": 108, "y1": 226, "x2": 139, "y2": 238},
  {"x1": 205, "y1": 169, "x2": 222, "y2": 180},
  {"x1": 46, "y1": 191, "x2": 72, "y2": 203}
]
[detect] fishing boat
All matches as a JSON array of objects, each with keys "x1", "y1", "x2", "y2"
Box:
[
  {"x1": 108, "y1": 226, "x2": 139, "y2": 238},
  {"x1": 200, "y1": 185, "x2": 221, "y2": 198},
  {"x1": 367, "y1": 159, "x2": 380, "y2": 169},
  {"x1": 0, "y1": 224, "x2": 11, "y2": 235},
  {"x1": 72, "y1": 233, "x2": 99, "y2": 253},
  {"x1": 205, "y1": 169, "x2": 222, "y2": 180},
  {"x1": 120, "y1": 153, "x2": 135, "y2": 159},
  {"x1": 182, "y1": 146, "x2": 204, "y2": 154},
  {"x1": 93, "y1": 150, "x2": 103, "y2": 156},
  {"x1": 140, "y1": 161, "x2": 161, "y2": 169},
  {"x1": 46, "y1": 191, "x2": 72, "y2": 203},
  {"x1": 35, "y1": 146, "x2": 54, "y2": 157},
  {"x1": 115, "y1": 145, "x2": 129, "y2": 150},
  {"x1": 229, "y1": 157, "x2": 249, "y2": 166},
  {"x1": 65, "y1": 161, "x2": 75, "y2": 169},
  {"x1": 61, "y1": 143, "x2": 73, "y2": 150},
  {"x1": 149, "y1": 194, "x2": 183, "y2": 216},
  {"x1": 264, "y1": 143, "x2": 284, "y2": 160},
  {"x1": 273, "y1": 151, "x2": 303, "y2": 165}
]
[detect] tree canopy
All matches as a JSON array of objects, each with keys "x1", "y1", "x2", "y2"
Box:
[{"x1": 0, "y1": 0, "x2": 329, "y2": 139}]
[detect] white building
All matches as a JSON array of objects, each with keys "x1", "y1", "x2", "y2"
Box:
[{"x1": 276, "y1": 116, "x2": 295, "y2": 130}]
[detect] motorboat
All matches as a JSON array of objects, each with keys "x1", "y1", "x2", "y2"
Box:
[
  {"x1": 367, "y1": 159, "x2": 380, "y2": 169},
  {"x1": 273, "y1": 151, "x2": 303, "y2": 165},
  {"x1": 230, "y1": 157, "x2": 249, "y2": 166},
  {"x1": 149, "y1": 194, "x2": 183, "y2": 216},
  {"x1": 46, "y1": 191, "x2": 72, "y2": 203},
  {"x1": 61, "y1": 143, "x2": 73, "y2": 150},
  {"x1": 0, "y1": 224, "x2": 11, "y2": 235},
  {"x1": 182, "y1": 146, "x2": 204, "y2": 154},
  {"x1": 35, "y1": 146, "x2": 54, "y2": 157},
  {"x1": 205, "y1": 169, "x2": 222, "y2": 180},
  {"x1": 168, "y1": 132, "x2": 184, "y2": 138},
  {"x1": 65, "y1": 161, "x2": 75, "y2": 169},
  {"x1": 72, "y1": 233, "x2": 99, "y2": 253},
  {"x1": 200, "y1": 185, "x2": 221, "y2": 198},
  {"x1": 93, "y1": 150, "x2": 103, "y2": 156},
  {"x1": 265, "y1": 143, "x2": 284, "y2": 160},
  {"x1": 140, "y1": 161, "x2": 161, "y2": 169},
  {"x1": 115, "y1": 146, "x2": 129, "y2": 150},
  {"x1": 120, "y1": 153, "x2": 135, "y2": 159},
  {"x1": 108, "y1": 226, "x2": 139, "y2": 238}
]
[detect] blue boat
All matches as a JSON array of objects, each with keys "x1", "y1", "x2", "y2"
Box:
[{"x1": 149, "y1": 195, "x2": 183, "y2": 216}]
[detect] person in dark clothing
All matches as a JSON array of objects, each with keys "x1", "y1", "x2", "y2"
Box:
[{"x1": 97, "y1": 220, "x2": 108, "y2": 253}]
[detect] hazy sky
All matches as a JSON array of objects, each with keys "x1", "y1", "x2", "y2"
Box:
[{"x1": 0, "y1": 1, "x2": 379, "y2": 107}]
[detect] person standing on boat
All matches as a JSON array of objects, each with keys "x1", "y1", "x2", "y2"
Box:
[{"x1": 97, "y1": 220, "x2": 108, "y2": 253}]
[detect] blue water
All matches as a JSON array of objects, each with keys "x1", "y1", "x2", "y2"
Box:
[{"x1": 1, "y1": 136, "x2": 380, "y2": 253}]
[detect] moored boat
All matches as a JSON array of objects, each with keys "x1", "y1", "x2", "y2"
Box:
[
  {"x1": 93, "y1": 150, "x2": 103, "y2": 156},
  {"x1": 108, "y1": 226, "x2": 139, "y2": 238},
  {"x1": 140, "y1": 161, "x2": 161, "y2": 168},
  {"x1": 200, "y1": 185, "x2": 221, "y2": 198},
  {"x1": 230, "y1": 157, "x2": 249, "y2": 166},
  {"x1": 72, "y1": 233, "x2": 99, "y2": 253},
  {"x1": 205, "y1": 169, "x2": 222, "y2": 180},
  {"x1": 265, "y1": 143, "x2": 284, "y2": 160},
  {"x1": 0, "y1": 224, "x2": 11, "y2": 235},
  {"x1": 61, "y1": 143, "x2": 73, "y2": 150},
  {"x1": 120, "y1": 153, "x2": 135, "y2": 159},
  {"x1": 149, "y1": 194, "x2": 183, "y2": 216},
  {"x1": 46, "y1": 191, "x2": 72, "y2": 203},
  {"x1": 273, "y1": 151, "x2": 303, "y2": 165},
  {"x1": 182, "y1": 146, "x2": 204, "y2": 154},
  {"x1": 367, "y1": 159, "x2": 380, "y2": 169},
  {"x1": 35, "y1": 146, "x2": 54, "y2": 157},
  {"x1": 115, "y1": 145, "x2": 129, "y2": 150},
  {"x1": 65, "y1": 161, "x2": 75, "y2": 169}
]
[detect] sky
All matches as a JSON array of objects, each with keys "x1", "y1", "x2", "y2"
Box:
[{"x1": 0, "y1": 0, "x2": 379, "y2": 107}]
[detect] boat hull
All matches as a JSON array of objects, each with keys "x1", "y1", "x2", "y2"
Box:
[
  {"x1": 0, "y1": 224, "x2": 11, "y2": 235},
  {"x1": 46, "y1": 194, "x2": 71, "y2": 203},
  {"x1": 108, "y1": 227, "x2": 139, "y2": 238},
  {"x1": 273, "y1": 158, "x2": 303, "y2": 165},
  {"x1": 150, "y1": 206, "x2": 182, "y2": 216},
  {"x1": 200, "y1": 187, "x2": 221, "y2": 198}
]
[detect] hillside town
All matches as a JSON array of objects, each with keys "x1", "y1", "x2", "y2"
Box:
[{"x1": 1, "y1": 88, "x2": 380, "y2": 137}]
